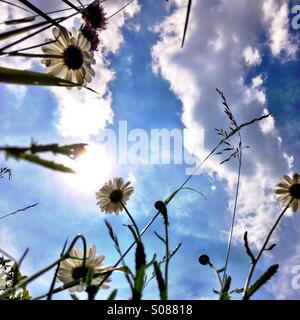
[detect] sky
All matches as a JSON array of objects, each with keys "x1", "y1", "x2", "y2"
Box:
[{"x1": 0, "y1": 0, "x2": 300, "y2": 300}]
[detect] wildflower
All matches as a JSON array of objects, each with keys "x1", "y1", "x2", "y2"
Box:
[
  {"x1": 41, "y1": 27, "x2": 96, "y2": 86},
  {"x1": 81, "y1": 24, "x2": 100, "y2": 51},
  {"x1": 275, "y1": 173, "x2": 300, "y2": 212},
  {"x1": 82, "y1": 0, "x2": 108, "y2": 30},
  {"x1": 57, "y1": 245, "x2": 111, "y2": 292},
  {"x1": 96, "y1": 178, "x2": 134, "y2": 215},
  {"x1": 0, "y1": 267, "x2": 7, "y2": 290}
]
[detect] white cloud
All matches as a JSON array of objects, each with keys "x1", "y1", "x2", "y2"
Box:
[
  {"x1": 151, "y1": 0, "x2": 296, "y2": 250},
  {"x1": 262, "y1": 0, "x2": 298, "y2": 57},
  {"x1": 243, "y1": 46, "x2": 262, "y2": 66}
]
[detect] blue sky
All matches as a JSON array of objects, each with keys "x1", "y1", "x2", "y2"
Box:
[{"x1": 0, "y1": 0, "x2": 300, "y2": 300}]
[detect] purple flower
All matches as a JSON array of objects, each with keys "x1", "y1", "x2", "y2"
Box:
[
  {"x1": 81, "y1": 24, "x2": 100, "y2": 51},
  {"x1": 82, "y1": 0, "x2": 108, "y2": 31}
]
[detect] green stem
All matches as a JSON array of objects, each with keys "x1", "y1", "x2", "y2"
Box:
[
  {"x1": 222, "y1": 141, "x2": 242, "y2": 286},
  {"x1": 121, "y1": 201, "x2": 140, "y2": 236},
  {"x1": 210, "y1": 264, "x2": 223, "y2": 291},
  {"x1": 242, "y1": 199, "x2": 293, "y2": 299},
  {"x1": 164, "y1": 222, "x2": 169, "y2": 300}
]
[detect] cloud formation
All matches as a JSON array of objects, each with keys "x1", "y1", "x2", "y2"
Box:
[{"x1": 152, "y1": 0, "x2": 297, "y2": 250}]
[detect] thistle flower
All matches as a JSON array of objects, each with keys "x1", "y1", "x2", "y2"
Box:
[
  {"x1": 41, "y1": 27, "x2": 96, "y2": 87},
  {"x1": 96, "y1": 178, "x2": 134, "y2": 215},
  {"x1": 82, "y1": 0, "x2": 108, "y2": 30},
  {"x1": 275, "y1": 173, "x2": 300, "y2": 212},
  {"x1": 57, "y1": 245, "x2": 112, "y2": 292},
  {"x1": 81, "y1": 24, "x2": 100, "y2": 51}
]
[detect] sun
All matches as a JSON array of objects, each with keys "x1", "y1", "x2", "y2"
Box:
[{"x1": 65, "y1": 143, "x2": 112, "y2": 192}]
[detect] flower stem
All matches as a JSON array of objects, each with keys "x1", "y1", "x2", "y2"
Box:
[
  {"x1": 121, "y1": 201, "x2": 140, "y2": 236},
  {"x1": 164, "y1": 221, "x2": 169, "y2": 300},
  {"x1": 242, "y1": 198, "x2": 293, "y2": 299},
  {"x1": 222, "y1": 140, "x2": 242, "y2": 286}
]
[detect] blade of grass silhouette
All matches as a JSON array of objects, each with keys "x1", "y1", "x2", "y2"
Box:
[
  {"x1": 0, "y1": 11, "x2": 78, "y2": 52},
  {"x1": 4, "y1": 39, "x2": 58, "y2": 55},
  {"x1": 7, "y1": 52, "x2": 61, "y2": 58},
  {"x1": 0, "y1": 19, "x2": 55, "y2": 42},
  {"x1": 18, "y1": 248, "x2": 29, "y2": 268},
  {"x1": 181, "y1": 0, "x2": 193, "y2": 48},
  {"x1": 1, "y1": 16, "x2": 35, "y2": 25},
  {"x1": 0, "y1": 203, "x2": 39, "y2": 221},
  {"x1": 108, "y1": 0, "x2": 135, "y2": 19},
  {"x1": 61, "y1": 0, "x2": 82, "y2": 13},
  {"x1": 1, "y1": 6, "x2": 82, "y2": 25},
  {"x1": 0, "y1": 66, "x2": 99, "y2": 93},
  {"x1": 18, "y1": 0, "x2": 63, "y2": 29},
  {"x1": 47, "y1": 238, "x2": 69, "y2": 300}
]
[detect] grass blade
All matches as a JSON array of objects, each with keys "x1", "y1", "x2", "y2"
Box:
[
  {"x1": 0, "y1": 66, "x2": 98, "y2": 93},
  {"x1": 6, "y1": 151, "x2": 76, "y2": 174},
  {"x1": 181, "y1": 0, "x2": 193, "y2": 48}
]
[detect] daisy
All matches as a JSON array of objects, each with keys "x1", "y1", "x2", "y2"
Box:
[
  {"x1": 57, "y1": 245, "x2": 112, "y2": 292},
  {"x1": 82, "y1": 0, "x2": 108, "y2": 30},
  {"x1": 41, "y1": 27, "x2": 96, "y2": 86},
  {"x1": 275, "y1": 173, "x2": 300, "y2": 212},
  {"x1": 96, "y1": 178, "x2": 134, "y2": 214}
]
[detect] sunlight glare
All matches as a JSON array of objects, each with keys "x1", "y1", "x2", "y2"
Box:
[{"x1": 66, "y1": 143, "x2": 112, "y2": 192}]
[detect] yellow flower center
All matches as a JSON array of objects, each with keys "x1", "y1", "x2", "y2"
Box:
[
  {"x1": 290, "y1": 183, "x2": 300, "y2": 199},
  {"x1": 63, "y1": 45, "x2": 83, "y2": 70}
]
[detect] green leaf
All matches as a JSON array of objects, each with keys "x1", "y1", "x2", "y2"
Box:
[
  {"x1": 70, "y1": 294, "x2": 79, "y2": 300},
  {"x1": 265, "y1": 244, "x2": 277, "y2": 251},
  {"x1": 107, "y1": 289, "x2": 118, "y2": 300},
  {"x1": 133, "y1": 240, "x2": 146, "y2": 300},
  {"x1": 245, "y1": 264, "x2": 279, "y2": 300},
  {"x1": 4, "y1": 16, "x2": 36, "y2": 25},
  {"x1": 244, "y1": 231, "x2": 256, "y2": 264},
  {"x1": 153, "y1": 261, "x2": 167, "y2": 300},
  {"x1": 164, "y1": 186, "x2": 206, "y2": 207},
  {"x1": 154, "y1": 201, "x2": 169, "y2": 226},
  {"x1": 220, "y1": 276, "x2": 232, "y2": 300},
  {"x1": 135, "y1": 241, "x2": 146, "y2": 273},
  {"x1": 154, "y1": 231, "x2": 166, "y2": 244},
  {"x1": 6, "y1": 151, "x2": 75, "y2": 174},
  {"x1": 0, "y1": 67, "x2": 98, "y2": 93}
]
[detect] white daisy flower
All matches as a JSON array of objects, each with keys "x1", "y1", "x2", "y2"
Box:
[
  {"x1": 275, "y1": 173, "x2": 300, "y2": 212},
  {"x1": 41, "y1": 27, "x2": 96, "y2": 87},
  {"x1": 96, "y1": 177, "x2": 134, "y2": 215},
  {"x1": 57, "y1": 245, "x2": 111, "y2": 292}
]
